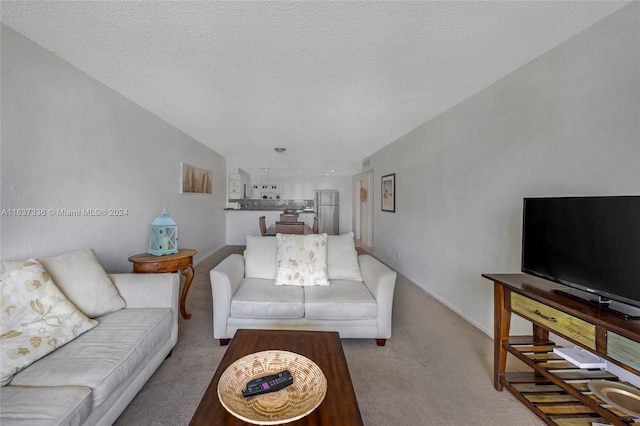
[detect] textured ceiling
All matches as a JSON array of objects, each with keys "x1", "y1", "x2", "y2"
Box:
[{"x1": 0, "y1": 1, "x2": 631, "y2": 176}]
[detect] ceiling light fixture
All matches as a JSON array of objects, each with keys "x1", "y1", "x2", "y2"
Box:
[{"x1": 274, "y1": 147, "x2": 286, "y2": 153}]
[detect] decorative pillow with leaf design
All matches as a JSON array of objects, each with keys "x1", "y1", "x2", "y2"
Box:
[
  {"x1": 0, "y1": 259, "x2": 98, "y2": 386},
  {"x1": 275, "y1": 233, "x2": 329, "y2": 286}
]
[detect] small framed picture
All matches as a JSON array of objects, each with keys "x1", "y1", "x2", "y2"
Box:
[
  {"x1": 381, "y1": 173, "x2": 395, "y2": 212},
  {"x1": 180, "y1": 162, "x2": 212, "y2": 194}
]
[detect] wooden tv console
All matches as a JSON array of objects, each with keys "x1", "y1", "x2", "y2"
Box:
[{"x1": 483, "y1": 273, "x2": 640, "y2": 426}]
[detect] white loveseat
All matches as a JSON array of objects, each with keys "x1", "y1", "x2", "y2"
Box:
[
  {"x1": 210, "y1": 233, "x2": 397, "y2": 346},
  {"x1": 0, "y1": 249, "x2": 179, "y2": 426}
]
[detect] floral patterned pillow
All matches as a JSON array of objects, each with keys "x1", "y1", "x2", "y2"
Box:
[
  {"x1": 275, "y1": 233, "x2": 329, "y2": 286},
  {"x1": 0, "y1": 259, "x2": 98, "y2": 386}
]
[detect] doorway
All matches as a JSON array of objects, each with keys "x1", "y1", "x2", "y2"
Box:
[{"x1": 354, "y1": 171, "x2": 373, "y2": 249}]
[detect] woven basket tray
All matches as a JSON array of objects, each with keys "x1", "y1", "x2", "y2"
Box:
[{"x1": 217, "y1": 350, "x2": 327, "y2": 425}]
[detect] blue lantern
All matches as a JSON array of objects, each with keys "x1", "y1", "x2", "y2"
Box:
[{"x1": 148, "y1": 208, "x2": 178, "y2": 256}]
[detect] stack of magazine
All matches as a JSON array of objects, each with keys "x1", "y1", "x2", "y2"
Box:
[{"x1": 552, "y1": 347, "x2": 607, "y2": 369}]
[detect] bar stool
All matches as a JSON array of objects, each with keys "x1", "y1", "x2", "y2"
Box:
[{"x1": 259, "y1": 216, "x2": 267, "y2": 236}]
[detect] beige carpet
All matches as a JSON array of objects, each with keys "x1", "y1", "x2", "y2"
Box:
[{"x1": 114, "y1": 246, "x2": 543, "y2": 425}]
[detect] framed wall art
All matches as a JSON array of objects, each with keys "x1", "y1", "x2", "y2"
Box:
[
  {"x1": 180, "y1": 162, "x2": 212, "y2": 194},
  {"x1": 381, "y1": 173, "x2": 395, "y2": 212}
]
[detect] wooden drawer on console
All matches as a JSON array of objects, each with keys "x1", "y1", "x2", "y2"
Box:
[
  {"x1": 510, "y1": 292, "x2": 596, "y2": 349},
  {"x1": 133, "y1": 256, "x2": 191, "y2": 273},
  {"x1": 607, "y1": 332, "x2": 640, "y2": 372}
]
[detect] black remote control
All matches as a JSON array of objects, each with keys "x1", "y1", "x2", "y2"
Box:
[{"x1": 242, "y1": 370, "x2": 294, "y2": 397}]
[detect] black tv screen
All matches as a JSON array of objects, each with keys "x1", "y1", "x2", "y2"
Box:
[{"x1": 521, "y1": 196, "x2": 640, "y2": 315}]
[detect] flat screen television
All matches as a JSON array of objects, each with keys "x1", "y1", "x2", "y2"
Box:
[{"x1": 521, "y1": 195, "x2": 640, "y2": 318}]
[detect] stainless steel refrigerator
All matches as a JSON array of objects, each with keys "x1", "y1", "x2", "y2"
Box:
[{"x1": 315, "y1": 190, "x2": 339, "y2": 235}]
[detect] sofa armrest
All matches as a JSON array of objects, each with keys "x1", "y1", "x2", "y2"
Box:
[
  {"x1": 358, "y1": 255, "x2": 397, "y2": 338},
  {"x1": 109, "y1": 273, "x2": 180, "y2": 310},
  {"x1": 210, "y1": 254, "x2": 245, "y2": 339}
]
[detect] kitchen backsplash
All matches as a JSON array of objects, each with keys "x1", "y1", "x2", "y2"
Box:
[{"x1": 234, "y1": 199, "x2": 314, "y2": 210}]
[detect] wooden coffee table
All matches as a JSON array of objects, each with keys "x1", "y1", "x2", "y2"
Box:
[{"x1": 189, "y1": 329, "x2": 363, "y2": 425}]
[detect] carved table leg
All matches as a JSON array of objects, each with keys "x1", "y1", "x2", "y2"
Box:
[
  {"x1": 494, "y1": 282, "x2": 511, "y2": 391},
  {"x1": 179, "y1": 265, "x2": 195, "y2": 320}
]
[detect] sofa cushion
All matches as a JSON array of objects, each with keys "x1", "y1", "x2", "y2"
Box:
[
  {"x1": 304, "y1": 280, "x2": 377, "y2": 320},
  {"x1": 0, "y1": 385, "x2": 92, "y2": 426},
  {"x1": 38, "y1": 249, "x2": 126, "y2": 318},
  {"x1": 245, "y1": 236, "x2": 277, "y2": 279},
  {"x1": 327, "y1": 232, "x2": 363, "y2": 281},
  {"x1": 9, "y1": 307, "x2": 172, "y2": 409},
  {"x1": 275, "y1": 233, "x2": 329, "y2": 286},
  {"x1": 0, "y1": 259, "x2": 98, "y2": 386},
  {"x1": 230, "y1": 278, "x2": 304, "y2": 319}
]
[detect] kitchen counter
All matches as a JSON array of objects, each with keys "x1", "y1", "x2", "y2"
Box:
[
  {"x1": 227, "y1": 199, "x2": 314, "y2": 211},
  {"x1": 224, "y1": 208, "x2": 270, "y2": 211},
  {"x1": 226, "y1": 210, "x2": 280, "y2": 244},
  {"x1": 225, "y1": 208, "x2": 315, "y2": 213}
]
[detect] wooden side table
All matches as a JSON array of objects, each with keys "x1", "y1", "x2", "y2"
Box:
[{"x1": 128, "y1": 249, "x2": 197, "y2": 320}]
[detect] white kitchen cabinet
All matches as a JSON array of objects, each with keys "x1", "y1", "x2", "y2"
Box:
[
  {"x1": 287, "y1": 181, "x2": 314, "y2": 199},
  {"x1": 228, "y1": 173, "x2": 242, "y2": 200},
  {"x1": 303, "y1": 182, "x2": 315, "y2": 199},
  {"x1": 291, "y1": 182, "x2": 303, "y2": 199},
  {"x1": 251, "y1": 185, "x2": 261, "y2": 199},
  {"x1": 281, "y1": 181, "x2": 293, "y2": 199},
  {"x1": 257, "y1": 180, "x2": 281, "y2": 198},
  {"x1": 261, "y1": 179, "x2": 315, "y2": 200},
  {"x1": 269, "y1": 180, "x2": 281, "y2": 194}
]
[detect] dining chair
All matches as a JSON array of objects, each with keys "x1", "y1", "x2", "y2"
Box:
[
  {"x1": 259, "y1": 216, "x2": 267, "y2": 236},
  {"x1": 275, "y1": 222, "x2": 305, "y2": 235},
  {"x1": 312, "y1": 217, "x2": 319, "y2": 234},
  {"x1": 279, "y1": 214, "x2": 299, "y2": 222}
]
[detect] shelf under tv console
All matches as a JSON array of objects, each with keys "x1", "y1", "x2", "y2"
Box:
[{"x1": 483, "y1": 273, "x2": 640, "y2": 426}]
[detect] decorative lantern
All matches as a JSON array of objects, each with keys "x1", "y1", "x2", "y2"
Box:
[{"x1": 148, "y1": 208, "x2": 178, "y2": 256}]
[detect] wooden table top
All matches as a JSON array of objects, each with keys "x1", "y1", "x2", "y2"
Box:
[
  {"x1": 189, "y1": 329, "x2": 363, "y2": 426},
  {"x1": 264, "y1": 224, "x2": 314, "y2": 236},
  {"x1": 128, "y1": 248, "x2": 196, "y2": 263}
]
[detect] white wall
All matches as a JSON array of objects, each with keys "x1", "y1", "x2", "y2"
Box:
[
  {"x1": 368, "y1": 3, "x2": 640, "y2": 336},
  {"x1": 1, "y1": 25, "x2": 228, "y2": 272}
]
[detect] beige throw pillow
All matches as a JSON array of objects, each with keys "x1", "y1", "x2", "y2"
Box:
[
  {"x1": 275, "y1": 233, "x2": 329, "y2": 287},
  {"x1": 38, "y1": 249, "x2": 126, "y2": 318},
  {"x1": 327, "y1": 232, "x2": 363, "y2": 281},
  {"x1": 245, "y1": 236, "x2": 277, "y2": 280},
  {"x1": 1, "y1": 259, "x2": 98, "y2": 386}
]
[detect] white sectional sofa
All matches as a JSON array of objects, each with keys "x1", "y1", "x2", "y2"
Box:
[
  {"x1": 0, "y1": 249, "x2": 179, "y2": 426},
  {"x1": 210, "y1": 233, "x2": 397, "y2": 346}
]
